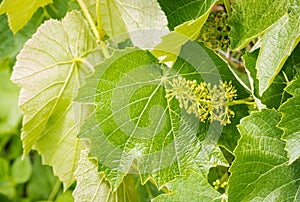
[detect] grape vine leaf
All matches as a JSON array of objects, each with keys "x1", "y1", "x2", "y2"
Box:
[
  {"x1": 243, "y1": 46, "x2": 299, "y2": 109},
  {"x1": 82, "y1": 0, "x2": 128, "y2": 44},
  {"x1": 11, "y1": 11, "x2": 97, "y2": 189},
  {"x1": 278, "y1": 76, "x2": 300, "y2": 164},
  {"x1": 257, "y1": 3, "x2": 300, "y2": 96},
  {"x1": 157, "y1": 0, "x2": 216, "y2": 30},
  {"x1": 229, "y1": 0, "x2": 291, "y2": 50},
  {"x1": 228, "y1": 109, "x2": 300, "y2": 201},
  {"x1": 76, "y1": 46, "x2": 229, "y2": 190},
  {"x1": 73, "y1": 150, "x2": 161, "y2": 202},
  {"x1": 84, "y1": 0, "x2": 169, "y2": 48},
  {"x1": 152, "y1": 171, "x2": 223, "y2": 202},
  {"x1": 0, "y1": 0, "x2": 53, "y2": 33},
  {"x1": 151, "y1": 0, "x2": 217, "y2": 65}
]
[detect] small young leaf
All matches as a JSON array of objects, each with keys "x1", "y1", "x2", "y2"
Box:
[
  {"x1": 228, "y1": 109, "x2": 300, "y2": 201},
  {"x1": 11, "y1": 156, "x2": 32, "y2": 184},
  {"x1": 11, "y1": 11, "x2": 97, "y2": 189},
  {"x1": 0, "y1": 0, "x2": 53, "y2": 33}
]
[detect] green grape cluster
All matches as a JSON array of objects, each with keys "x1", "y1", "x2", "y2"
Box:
[
  {"x1": 165, "y1": 77, "x2": 237, "y2": 125},
  {"x1": 198, "y1": 10, "x2": 230, "y2": 51},
  {"x1": 213, "y1": 179, "x2": 228, "y2": 190}
]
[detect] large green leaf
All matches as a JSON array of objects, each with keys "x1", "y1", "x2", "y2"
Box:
[
  {"x1": 0, "y1": 0, "x2": 53, "y2": 33},
  {"x1": 152, "y1": 171, "x2": 223, "y2": 202},
  {"x1": 76, "y1": 46, "x2": 233, "y2": 190},
  {"x1": 257, "y1": 3, "x2": 300, "y2": 96},
  {"x1": 229, "y1": 0, "x2": 291, "y2": 50},
  {"x1": 278, "y1": 76, "x2": 300, "y2": 164},
  {"x1": 228, "y1": 109, "x2": 300, "y2": 201},
  {"x1": 151, "y1": 1, "x2": 217, "y2": 65},
  {"x1": 11, "y1": 11, "x2": 97, "y2": 189},
  {"x1": 73, "y1": 149, "x2": 161, "y2": 202}
]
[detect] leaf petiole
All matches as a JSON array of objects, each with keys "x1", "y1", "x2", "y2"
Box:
[
  {"x1": 228, "y1": 97, "x2": 255, "y2": 106},
  {"x1": 77, "y1": 0, "x2": 110, "y2": 58},
  {"x1": 48, "y1": 179, "x2": 61, "y2": 201}
]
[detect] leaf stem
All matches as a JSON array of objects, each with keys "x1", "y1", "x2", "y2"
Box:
[
  {"x1": 48, "y1": 179, "x2": 61, "y2": 201},
  {"x1": 76, "y1": 0, "x2": 110, "y2": 58},
  {"x1": 77, "y1": 0, "x2": 100, "y2": 41},
  {"x1": 223, "y1": 0, "x2": 231, "y2": 16},
  {"x1": 96, "y1": 0, "x2": 105, "y2": 41},
  {"x1": 228, "y1": 97, "x2": 255, "y2": 106},
  {"x1": 100, "y1": 42, "x2": 111, "y2": 58}
]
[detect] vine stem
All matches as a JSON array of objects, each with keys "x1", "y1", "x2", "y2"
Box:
[
  {"x1": 223, "y1": 0, "x2": 231, "y2": 16},
  {"x1": 96, "y1": 0, "x2": 105, "y2": 41},
  {"x1": 228, "y1": 97, "x2": 255, "y2": 106},
  {"x1": 48, "y1": 179, "x2": 61, "y2": 201},
  {"x1": 76, "y1": 0, "x2": 110, "y2": 58}
]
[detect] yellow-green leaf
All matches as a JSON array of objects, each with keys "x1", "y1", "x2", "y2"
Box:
[
  {"x1": 11, "y1": 11, "x2": 97, "y2": 189},
  {"x1": 0, "y1": 0, "x2": 53, "y2": 33},
  {"x1": 151, "y1": 0, "x2": 216, "y2": 65}
]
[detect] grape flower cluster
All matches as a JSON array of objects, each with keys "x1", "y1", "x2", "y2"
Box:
[{"x1": 165, "y1": 77, "x2": 237, "y2": 125}]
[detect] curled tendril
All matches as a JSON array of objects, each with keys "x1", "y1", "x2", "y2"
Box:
[{"x1": 165, "y1": 77, "x2": 237, "y2": 125}]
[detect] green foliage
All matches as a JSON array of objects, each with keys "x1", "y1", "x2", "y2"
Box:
[
  {"x1": 11, "y1": 10, "x2": 97, "y2": 189},
  {"x1": 158, "y1": 0, "x2": 216, "y2": 30},
  {"x1": 278, "y1": 76, "x2": 300, "y2": 164},
  {"x1": 0, "y1": 0, "x2": 53, "y2": 33},
  {"x1": 0, "y1": 66, "x2": 21, "y2": 134},
  {"x1": 228, "y1": 109, "x2": 300, "y2": 201},
  {"x1": 229, "y1": 0, "x2": 291, "y2": 50},
  {"x1": 152, "y1": 171, "x2": 223, "y2": 202},
  {"x1": 152, "y1": 0, "x2": 216, "y2": 64},
  {"x1": 0, "y1": 0, "x2": 300, "y2": 201},
  {"x1": 256, "y1": 2, "x2": 300, "y2": 96},
  {"x1": 73, "y1": 149, "x2": 161, "y2": 201},
  {"x1": 76, "y1": 47, "x2": 229, "y2": 189},
  {"x1": 198, "y1": 10, "x2": 230, "y2": 51}
]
